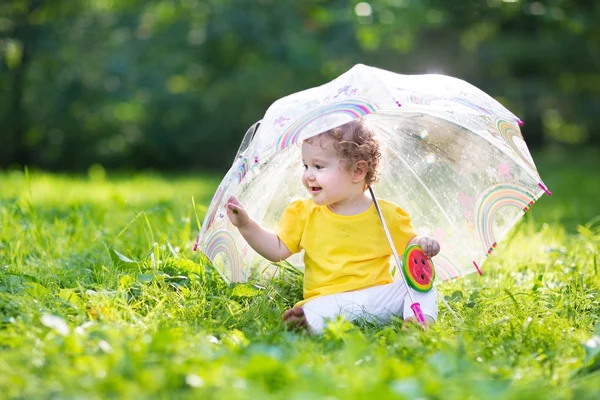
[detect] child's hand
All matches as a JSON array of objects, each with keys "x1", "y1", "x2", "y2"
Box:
[
  {"x1": 226, "y1": 195, "x2": 250, "y2": 229},
  {"x1": 417, "y1": 236, "x2": 440, "y2": 258}
]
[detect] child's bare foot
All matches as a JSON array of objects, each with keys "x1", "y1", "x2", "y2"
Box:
[{"x1": 282, "y1": 307, "x2": 310, "y2": 331}]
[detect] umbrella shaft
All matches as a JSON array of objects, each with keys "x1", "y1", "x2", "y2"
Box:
[{"x1": 367, "y1": 187, "x2": 417, "y2": 307}]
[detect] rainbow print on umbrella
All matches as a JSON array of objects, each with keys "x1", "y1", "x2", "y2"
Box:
[
  {"x1": 237, "y1": 157, "x2": 249, "y2": 183},
  {"x1": 476, "y1": 183, "x2": 536, "y2": 255},
  {"x1": 205, "y1": 230, "x2": 242, "y2": 282},
  {"x1": 408, "y1": 93, "x2": 492, "y2": 115},
  {"x1": 408, "y1": 93, "x2": 436, "y2": 106},
  {"x1": 276, "y1": 99, "x2": 377, "y2": 150},
  {"x1": 451, "y1": 96, "x2": 492, "y2": 115},
  {"x1": 432, "y1": 253, "x2": 462, "y2": 282},
  {"x1": 496, "y1": 120, "x2": 537, "y2": 172}
]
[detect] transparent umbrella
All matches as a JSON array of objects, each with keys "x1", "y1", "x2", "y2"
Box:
[{"x1": 194, "y1": 64, "x2": 551, "y2": 293}]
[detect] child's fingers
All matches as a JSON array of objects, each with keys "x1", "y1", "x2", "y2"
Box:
[
  {"x1": 420, "y1": 238, "x2": 430, "y2": 255},
  {"x1": 226, "y1": 196, "x2": 245, "y2": 213},
  {"x1": 226, "y1": 202, "x2": 240, "y2": 213},
  {"x1": 227, "y1": 203, "x2": 246, "y2": 218},
  {"x1": 227, "y1": 195, "x2": 243, "y2": 207},
  {"x1": 418, "y1": 237, "x2": 440, "y2": 258}
]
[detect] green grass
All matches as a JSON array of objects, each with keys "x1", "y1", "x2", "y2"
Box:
[{"x1": 1, "y1": 150, "x2": 599, "y2": 399}]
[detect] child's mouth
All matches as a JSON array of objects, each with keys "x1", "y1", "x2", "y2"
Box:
[{"x1": 310, "y1": 186, "x2": 322, "y2": 194}]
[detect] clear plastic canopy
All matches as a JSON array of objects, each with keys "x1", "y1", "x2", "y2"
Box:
[{"x1": 196, "y1": 64, "x2": 549, "y2": 284}]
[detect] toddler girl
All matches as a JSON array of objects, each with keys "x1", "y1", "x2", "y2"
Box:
[{"x1": 226, "y1": 118, "x2": 440, "y2": 333}]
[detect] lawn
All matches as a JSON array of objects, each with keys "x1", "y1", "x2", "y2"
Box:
[{"x1": 1, "y1": 148, "x2": 599, "y2": 399}]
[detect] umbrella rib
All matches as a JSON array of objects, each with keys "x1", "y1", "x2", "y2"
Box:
[{"x1": 384, "y1": 145, "x2": 480, "y2": 276}]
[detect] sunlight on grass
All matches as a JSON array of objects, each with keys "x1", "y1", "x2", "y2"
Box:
[
  {"x1": 0, "y1": 152, "x2": 599, "y2": 398},
  {"x1": 0, "y1": 168, "x2": 218, "y2": 209}
]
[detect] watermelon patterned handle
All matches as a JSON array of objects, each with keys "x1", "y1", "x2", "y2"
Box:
[{"x1": 403, "y1": 244, "x2": 435, "y2": 292}]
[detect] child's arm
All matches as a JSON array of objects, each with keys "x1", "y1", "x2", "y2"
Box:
[
  {"x1": 226, "y1": 196, "x2": 292, "y2": 262},
  {"x1": 408, "y1": 235, "x2": 440, "y2": 258}
]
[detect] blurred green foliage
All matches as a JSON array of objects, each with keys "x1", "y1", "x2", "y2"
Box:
[{"x1": 1, "y1": 0, "x2": 599, "y2": 171}]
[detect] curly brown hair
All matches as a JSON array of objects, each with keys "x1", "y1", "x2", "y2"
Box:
[{"x1": 306, "y1": 117, "x2": 381, "y2": 187}]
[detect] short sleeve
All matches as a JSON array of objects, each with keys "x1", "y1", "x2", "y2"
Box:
[
  {"x1": 391, "y1": 206, "x2": 417, "y2": 253},
  {"x1": 275, "y1": 199, "x2": 307, "y2": 254}
]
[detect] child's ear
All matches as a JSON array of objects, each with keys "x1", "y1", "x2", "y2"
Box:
[{"x1": 352, "y1": 160, "x2": 369, "y2": 182}]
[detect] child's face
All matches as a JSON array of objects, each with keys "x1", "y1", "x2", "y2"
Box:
[{"x1": 301, "y1": 136, "x2": 355, "y2": 206}]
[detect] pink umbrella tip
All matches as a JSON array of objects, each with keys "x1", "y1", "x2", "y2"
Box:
[
  {"x1": 473, "y1": 261, "x2": 483, "y2": 276},
  {"x1": 410, "y1": 302, "x2": 427, "y2": 326},
  {"x1": 193, "y1": 234, "x2": 200, "y2": 251},
  {"x1": 538, "y1": 183, "x2": 552, "y2": 196},
  {"x1": 517, "y1": 119, "x2": 524, "y2": 126}
]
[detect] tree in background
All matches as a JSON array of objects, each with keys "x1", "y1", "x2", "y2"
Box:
[{"x1": 1, "y1": 0, "x2": 598, "y2": 170}]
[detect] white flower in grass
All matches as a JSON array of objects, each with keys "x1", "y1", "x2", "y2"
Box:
[
  {"x1": 41, "y1": 314, "x2": 69, "y2": 336},
  {"x1": 586, "y1": 336, "x2": 600, "y2": 349},
  {"x1": 186, "y1": 374, "x2": 205, "y2": 388},
  {"x1": 75, "y1": 321, "x2": 95, "y2": 335},
  {"x1": 206, "y1": 335, "x2": 220, "y2": 344},
  {"x1": 98, "y1": 340, "x2": 112, "y2": 353},
  {"x1": 486, "y1": 166, "x2": 497, "y2": 180}
]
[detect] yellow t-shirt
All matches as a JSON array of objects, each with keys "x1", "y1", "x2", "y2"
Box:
[{"x1": 276, "y1": 198, "x2": 416, "y2": 306}]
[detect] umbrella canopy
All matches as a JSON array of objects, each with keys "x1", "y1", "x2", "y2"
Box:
[{"x1": 195, "y1": 64, "x2": 550, "y2": 284}]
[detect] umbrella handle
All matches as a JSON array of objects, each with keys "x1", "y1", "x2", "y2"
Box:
[{"x1": 368, "y1": 186, "x2": 427, "y2": 328}]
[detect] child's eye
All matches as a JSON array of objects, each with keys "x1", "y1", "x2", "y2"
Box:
[
  {"x1": 315, "y1": 165, "x2": 323, "y2": 170},
  {"x1": 302, "y1": 164, "x2": 308, "y2": 170}
]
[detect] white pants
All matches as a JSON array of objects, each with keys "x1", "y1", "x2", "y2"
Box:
[{"x1": 302, "y1": 280, "x2": 438, "y2": 334}]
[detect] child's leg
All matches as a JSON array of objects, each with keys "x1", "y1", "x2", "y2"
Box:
[
  {"x1": 300, "y1": 289, "x2": 370, "y2": 334},
  {"x1": 324, "y1": 280, "x2": 438, "y2": 327},
  {"x1": 401, "y1": 284, "x2": 438, "y2": 324},
  {"x1": 297, "y1": 281, "x2": 438, "y2": 333},
  {"x1": 362, "y1": 280, "x2": 438, "y2": 323}
]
